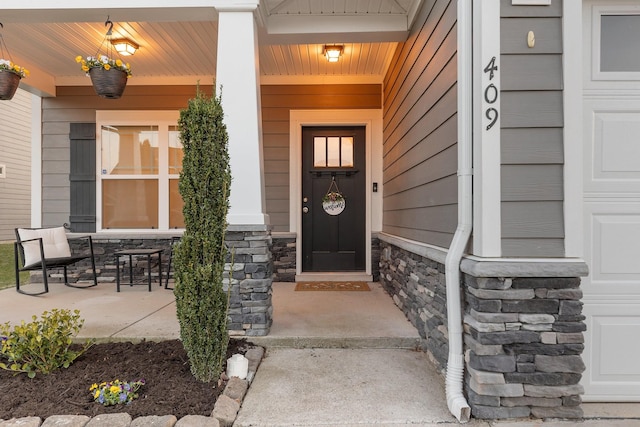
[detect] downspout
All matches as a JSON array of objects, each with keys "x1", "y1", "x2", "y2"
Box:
[{"x1": 444, "y1": 0, "x2": 472, "y2": 422}]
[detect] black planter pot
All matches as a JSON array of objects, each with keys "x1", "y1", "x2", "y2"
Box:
[
  {"x1": 0, "y1": 70, "x2": 21, "y2": 101},
  {"x1": 89, "y1": 67, "x2": 128, "y2": 99}
]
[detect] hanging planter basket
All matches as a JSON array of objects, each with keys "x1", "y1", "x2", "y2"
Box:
[
  {"x1": 89, "y1": 67, "x2": 128, "y2": 99},
  {"x1": 0, "y1": 70, "x2": 20, "y2": 100}
]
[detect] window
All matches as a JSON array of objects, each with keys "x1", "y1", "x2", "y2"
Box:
[
  {"x1": 592, "y1": 6, "x2": 640, "y2": 80},
  {"x1": 97, "y1": 111, "x2": 183, "y2": 230},
  {"x1": 313, "y1": 136, "x2": 354, "y2": 168}
]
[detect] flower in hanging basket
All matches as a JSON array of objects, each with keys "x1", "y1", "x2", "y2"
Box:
[
  {"x1": 75, "y1": 55, "x2": 132, "y2": 77},
  {"x1": 77, "y1": 55, "x2": 131, "y2": 99},
  {"x1": 0, "y1": 59, "x2": 29, "y2": 78},
  {"x1": 0, "y1": 59, "x2": 27, "y2": 100}
]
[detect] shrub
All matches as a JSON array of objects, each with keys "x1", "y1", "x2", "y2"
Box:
[
  {"x1": 0, "y1": 308, "x2": 92, "y2": 378},
  {"x1": 174, "y1": 86, "x2": 231, "y2": 382}
]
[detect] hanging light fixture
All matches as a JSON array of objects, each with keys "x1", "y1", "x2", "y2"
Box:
[
  {"x1": 323, "y1": 45, "x2": 343, "y2": 63},
  {"x1": 111, "y1": 38, "x2": 139, "y2": 56}
]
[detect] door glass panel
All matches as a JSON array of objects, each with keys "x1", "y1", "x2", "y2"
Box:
[
  {"x1": 101, "y1": 126, "x2": 158, "y2": 175},
  {"x1": 601, "y1": 15, "x2": 640, "y2": 72},
  {"x1": 312, "y1": 135, "x2": 355, "y2": 167},
  {"x1": 313, "y1": 137, "x2": 326, "y2": 167},
  {"x1": 169, "y1": 178, "x2": 185, "y2": 228},
  {"x1": 341, "y1": 137, "x2": 354, "y2": 167},
  {"x1": 168, "y1": 126, "x2": 183, "y2": 174},
  {"x1": 102, "y1": 180, "x2": 158, "y2": 228},
  {"x1": 327, "y1": 137, "x2": 340, "y2": 167}
]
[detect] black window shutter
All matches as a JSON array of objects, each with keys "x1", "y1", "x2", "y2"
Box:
[{"x1": 69, "y1": 123, "x2": 96, "y2": 232}]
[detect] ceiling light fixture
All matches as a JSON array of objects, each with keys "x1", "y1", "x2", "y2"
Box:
[
  {"x1": 111, "y1": 38, "x2": 139, "y2": 56},
  {"x1": 323, "y1": 45, "x2": 343, "y2": 63}
]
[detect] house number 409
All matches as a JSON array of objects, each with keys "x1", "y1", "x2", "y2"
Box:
[{"x1": 483, "y1": 56, "x2": 498, "y2": 131}]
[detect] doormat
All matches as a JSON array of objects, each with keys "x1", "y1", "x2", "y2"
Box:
[{"x1": 295, "y1": 281, "x2": 370, "y2": 291}]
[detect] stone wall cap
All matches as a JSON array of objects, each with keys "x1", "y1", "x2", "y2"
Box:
[{"x1": 461, "y1": 258, "x2": 589, "y2": 278}]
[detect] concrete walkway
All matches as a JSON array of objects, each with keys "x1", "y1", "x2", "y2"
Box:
[{"x1": 0, "y1": 282, "x2": 638, "y2": 426}]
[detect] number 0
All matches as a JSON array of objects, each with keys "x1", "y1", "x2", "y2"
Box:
[{"x1": 484, "y1": 84, "x2": 498, "y2": 104}]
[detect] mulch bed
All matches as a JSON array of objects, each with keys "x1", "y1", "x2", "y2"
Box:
[{"x1": 0, "y1": 339, "x2": 249, "y2": 420}]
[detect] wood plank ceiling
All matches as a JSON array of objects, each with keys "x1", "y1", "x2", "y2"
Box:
[{"x1": 0, "y1": 0, "x2": 422, "y2": 89}]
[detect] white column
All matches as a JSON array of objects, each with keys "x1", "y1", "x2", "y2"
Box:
[
  {"x1": 472, "y1": 1, "x2": 501, "y2": 256},
  {"x1": 216, "y1": 3, "x2": 269, "y2": 225}
]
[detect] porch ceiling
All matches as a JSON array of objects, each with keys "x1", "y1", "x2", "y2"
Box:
[{"x1": 0, "y1": 0, "x2": 423, "y2": 96}]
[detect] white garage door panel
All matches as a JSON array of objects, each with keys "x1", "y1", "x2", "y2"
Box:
[
  {"x1": 596, "y1": 113, "x2": 640, "y2": 176},
  {"x1": 584, "y1": 100, "x2": 640, "y2": 193},
  {"x1": 583, "y1": 303, "x2": 640, "y2": 400},
  {"x1": 584, "y1": 204, "x2": 640, "y2": 292}
]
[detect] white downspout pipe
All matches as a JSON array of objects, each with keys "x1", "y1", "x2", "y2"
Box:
[{"x1": 444, "y1": 0, "x2": 472, "y2": 422}]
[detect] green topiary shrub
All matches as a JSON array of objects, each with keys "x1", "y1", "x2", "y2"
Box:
[
  {"x1": 0, "y1": 308, "x2": 92, "y2": 378},
  {"x1": 173, "y1": 86, "x2": 231, "y2": 382}
]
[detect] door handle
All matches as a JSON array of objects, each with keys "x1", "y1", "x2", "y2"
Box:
[{"x1": 303, "y1": 207, "x2": 309, "y2": 213}]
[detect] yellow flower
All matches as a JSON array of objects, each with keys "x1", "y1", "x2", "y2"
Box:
[
  {"x1": 110, "y1": 385, "x2": 120, "y2": 394},
  {"x1": 81, "y1": 65, "x2": 89, "y2": 72},
  {"x1": 75, "y1": 56, "x2": 83, "y2": 63},
  {"x1": 104, "y1": 64, "x2": 111, "y2": 71},
  {"x1": 94, "y1": 390, "x2": 100, "y2": 399},
  {"x1": 89, "y1": 383, "x2": 97, "y2": 391},
  {"x1": 115, "y1": 59, "x2": 123, "y2": 67}
]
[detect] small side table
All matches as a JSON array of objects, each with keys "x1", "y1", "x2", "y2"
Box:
[{"x1": 115, "y1": 248, "x2": 163, "y2": 292}]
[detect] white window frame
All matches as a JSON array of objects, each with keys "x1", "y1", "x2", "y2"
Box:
[
  {"x1": 96, "y1": 110, "x2": 181, "y2": 232},
  {"x1": 591, "y1": 4, "x2": 640, "y2": 81}
]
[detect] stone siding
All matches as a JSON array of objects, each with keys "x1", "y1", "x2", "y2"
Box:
[
  {"x1": 378, "y1": 241, "x2": 448, "y2": 369},
  {"x1": 224, "y1": 228, "x2": 273, "y2": 336},
  {"x1": 378, "y1": 238, "x2": 586, "y2": 420},
  {"x1": 271, "y1": 236, "x2": 296, "y2": 282},
  {"x1": 464, "y1": 275, "x2": 585, "y2": 419}
]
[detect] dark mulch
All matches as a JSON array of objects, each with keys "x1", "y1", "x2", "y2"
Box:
[{"x1": 0, "y1": 339, "x2": 249, "y2": 420}]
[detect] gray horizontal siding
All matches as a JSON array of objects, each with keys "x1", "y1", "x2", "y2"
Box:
[
  {"x1": 501, "y1": 17, "x2": 562, "y2": 54},
  {"x1": 382, "y1": 0, "x2": 458, "y2": 249},
  {"x1": 499, "y1": 0, "x2": 565, "y2": 257},
  {"x1": 501, "y1": 165, "x2": 563, "y2": 201},
  {"x1": 501, "y1": 55, "x2": 562, "y2": 91},
  {"x1": 501, "y1": 201, "x2": 564, "y2": 238},
  {"x1": 501, "y1": 128, "x2": 563, "y2": 164},
  {"x1": 501, "y1": 91, "x2": 563, "y2": 128},
  {"x1": 500, "y1": 0, "x2": 562, "y2": 17},
  {"x1": 261, "y1": 84, "x2": 381, "y2": 232}
]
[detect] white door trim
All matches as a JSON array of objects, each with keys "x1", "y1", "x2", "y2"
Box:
[{"x1": 289, "y1": 109, "x2": 383, "y2": 278}]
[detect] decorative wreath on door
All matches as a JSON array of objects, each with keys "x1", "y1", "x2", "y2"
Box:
[{"x1": 322, "y1": 177, "x2": 345, "y2": 216}]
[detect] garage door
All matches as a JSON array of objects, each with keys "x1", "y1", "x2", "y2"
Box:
[{"x1": 582, "y1": 1, "x2": 640, "y2": 401}]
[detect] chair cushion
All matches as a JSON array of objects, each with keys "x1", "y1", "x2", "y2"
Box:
[{"x1": 18, "y1": 227, "x2": 72, "y2": 268}]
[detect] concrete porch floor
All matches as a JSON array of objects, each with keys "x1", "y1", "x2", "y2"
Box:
[{"x1": 0, "y1": 281, "x2": 638, "y2": 426}]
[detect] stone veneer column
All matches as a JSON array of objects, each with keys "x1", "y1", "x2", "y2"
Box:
[
  {"x1": 378, "y1": 237, "x2": 589, "y2": 421},
  {"x1": 462, "y1": 271, "x2": 586, "y2": 419},
  {"x1": 224, "y1": 225, "x2": 273, "y2": 337}
]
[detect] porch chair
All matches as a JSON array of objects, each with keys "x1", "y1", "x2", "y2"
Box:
[{"x1": 14, "y1": 226, "x2": 98, "y2": 296}]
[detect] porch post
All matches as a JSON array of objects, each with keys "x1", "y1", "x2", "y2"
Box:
[
  {"x1": 215, "y1": 4, "x2": 272, "y2": 337},
  {"x1": 216, "y1": 2, "x2": 269, "y2": 226}
]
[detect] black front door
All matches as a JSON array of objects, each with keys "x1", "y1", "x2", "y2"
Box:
[{"x1": 302, "y1": 126, "x2": 365, "y2": 271}]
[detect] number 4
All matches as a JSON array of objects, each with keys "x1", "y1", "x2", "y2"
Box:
[{"x1": 484, "y1": 56, "x2": 498, "y2": 80}]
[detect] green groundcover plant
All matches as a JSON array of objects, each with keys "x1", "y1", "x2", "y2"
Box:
[{"x1": 0, "y1": 308, "x2": 93, "y2": 378}]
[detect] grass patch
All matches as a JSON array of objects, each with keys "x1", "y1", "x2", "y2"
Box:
[{"x1": 0, "y1": 243, "x2": 29, "y2": 290}]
